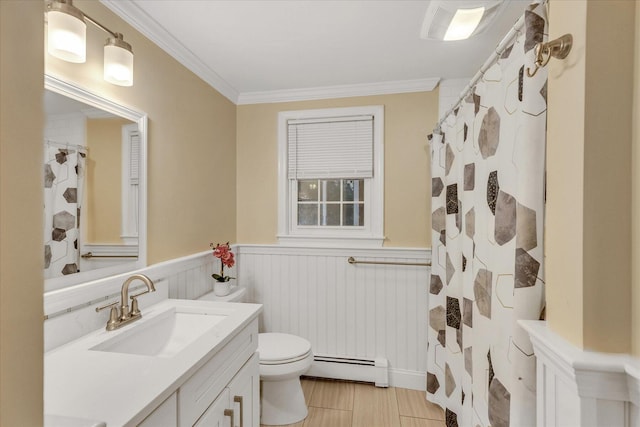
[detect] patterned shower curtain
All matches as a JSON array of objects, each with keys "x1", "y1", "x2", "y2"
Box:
[
  {"x1": 44, "y1": 143, "x2": 87, "y2": 279},
  {"x1": 427, "y1": 4, "x2": 547, "y2": 426}
]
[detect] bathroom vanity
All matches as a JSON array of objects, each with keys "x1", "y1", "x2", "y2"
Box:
[{"x1": 44, "y1": 299, "x2": 262, "y2": 426}]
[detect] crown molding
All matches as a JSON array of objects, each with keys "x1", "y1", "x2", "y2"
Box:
[
  {"x1": 237, "y1": 78, "x2": 441, "y2": 105},
  {"x1": 100, "y1": 0, "x2": 240, "y2": 104}
]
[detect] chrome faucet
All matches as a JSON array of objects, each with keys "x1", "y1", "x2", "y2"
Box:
[{"x1": 96, "y1": 274, "x2": 156, "y2": 331}]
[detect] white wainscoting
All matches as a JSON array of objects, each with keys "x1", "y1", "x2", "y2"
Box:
[
  {"x1": 236, "y1": 244, "x2": 431, "y2": 390},
  {"x1": 520, "y1": 320, "x2": 640, "y2": 427},
  {"x1": 44, "y1": 244, "x2": 431, "y2": 392}
]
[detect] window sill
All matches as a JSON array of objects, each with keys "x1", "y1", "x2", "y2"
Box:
[{"x1": 277, "y1": 234, "x2": 385, "y2": 248}]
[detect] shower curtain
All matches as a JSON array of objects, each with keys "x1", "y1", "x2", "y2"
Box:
[
  {"x1": 427, "y1": 3, "x2": 547, "y2": 426},
  {"x1": 44, "y1": 142, "x2": 87, "y2": 279}
]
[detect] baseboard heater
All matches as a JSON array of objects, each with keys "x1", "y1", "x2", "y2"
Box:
[{"x1": 307, "y1": 354, "x2": 389, "y2": 388}]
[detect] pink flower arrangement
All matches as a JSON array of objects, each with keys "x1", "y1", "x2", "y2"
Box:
[{"x1": 210, "y1": 242, "x2": 235, "y2": 282}]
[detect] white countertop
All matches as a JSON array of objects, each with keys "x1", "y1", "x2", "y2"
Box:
[{"x1": 45, "y1": 299, "x2": 262, "y2": 427}]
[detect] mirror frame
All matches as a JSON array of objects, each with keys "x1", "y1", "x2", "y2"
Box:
[{"x1": 44, "y1": 74, "x2": 148, "y2": 292}]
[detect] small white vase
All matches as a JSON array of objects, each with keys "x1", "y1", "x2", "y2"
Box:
[{"x1": 214, "y1": 281, "x2": 232, "y2": 296}]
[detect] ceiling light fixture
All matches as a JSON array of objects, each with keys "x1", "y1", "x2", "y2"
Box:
[
  {"x1": 46, "y1": 0, "x2": 134, "y2": 86},
  {"x1": 443, "y1": 7, "x2": 486, "y2": 41},
  {"x1": 420, "y1": 1, "x2": 506, "y2": 41}
]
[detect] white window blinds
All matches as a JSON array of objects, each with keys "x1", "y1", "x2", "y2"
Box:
[
  {"x1": 287, "y1": 115, "x2": 374, "y2": 179},
  {"x1": 129, "y1": 130, "x2": 140, "y2": 184}
]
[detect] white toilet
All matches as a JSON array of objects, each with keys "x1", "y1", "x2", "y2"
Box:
[{"x1": 258, "y1": 333, "x2": 313, "y2": 425}]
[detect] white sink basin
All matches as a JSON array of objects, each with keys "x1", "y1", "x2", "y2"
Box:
[{"x1": 90, "y1": 306, "x2": 227, "y2": 358}]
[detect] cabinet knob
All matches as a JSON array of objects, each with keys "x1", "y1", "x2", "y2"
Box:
[
  {"x1": 233, "y1": 396, "x2": 244, "y2": 427},
  {"x1": 224, "y1": 408, "x2": 234, "y2": 427}
]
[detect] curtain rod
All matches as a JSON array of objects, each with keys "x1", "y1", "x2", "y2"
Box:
[
  {"x1": 434, "y1": 3, "x2": 539, "y2": 133},
  {"x1": 45, "y1": 139, "x2": 88, "y2": 151}
]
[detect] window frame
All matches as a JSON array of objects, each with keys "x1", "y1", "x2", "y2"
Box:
[{"x1": 277, "y1": 105, "x2": 384, "y2": 247}]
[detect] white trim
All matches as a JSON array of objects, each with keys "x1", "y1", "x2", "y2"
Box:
[
  {"x1": 236, "y1": 244, "x2": 430, "y2": 260},
  {"x1": 306, "y1": 359, "x2": 425, "y2": 391},
  {"x1": 276, "y1": 235, "x2": 384, "y2": 248},
  {"x1": 388, "y1": 369, "x2": 428, "y2": 391},
  {"x1": 237, "y1": 78, "x2": 440, "y2": 105},
  {"x1": 277, "y1": 106, "x2": 384, "y2": 246},
  {"x1": 519, "y1": 320, "x2": 640, "y2": 426},
  {"x1": 99, "y1": 0, "x2": 239, "y2": 104},
  {"x1": 306, "y1": 359, "x2": 426, "y2": 391},
  {"x1": 44, "y1": 74, "x2": 148, "y2": 293}
]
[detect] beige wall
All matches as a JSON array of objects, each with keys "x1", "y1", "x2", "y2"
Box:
[
  {"x1": 633, "y1": 1, "x2": 640, "y2": 358},
  {"x1": 236, "y1": 91, "x2": 438, "y2": 247},
  {"x1": 45, "y1": 1, "x2": 238, "y2": 264},
  {"x1": 547, "y1": 0, "x2": 636, "y2": 353},
  {"x1": 545, "y1": 0, "x2": 586, "y2": 348},
  {"x1": 0, "y1": 1, "x2": 44, "y2": 425},
  {"x1": 86, "y1": 117, "x2": 130, "y2": 243}
]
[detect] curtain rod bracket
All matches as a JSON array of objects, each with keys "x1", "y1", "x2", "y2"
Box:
[{"x1": 527, "y1": 33, "x2": 572, "y2": 77}]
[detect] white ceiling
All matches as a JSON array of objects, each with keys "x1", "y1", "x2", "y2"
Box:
[{"x1": 101, "y1": 0, "x2": 531, "y2": 104}]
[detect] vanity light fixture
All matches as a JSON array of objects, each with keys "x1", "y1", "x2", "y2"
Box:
[
  {"x1": 46, "y1": 0, "x2": 86, "y2": 63},
  {"x1": 45, "y1": 0, "x2": 134, "y2": 86},
  {"x1": 420, "y1": 0, "x2": 506, "y2": 41}
]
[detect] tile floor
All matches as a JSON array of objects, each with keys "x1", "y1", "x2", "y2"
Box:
[{"x1": 261, "y1": 377, "x2": 446, "y2": 427}]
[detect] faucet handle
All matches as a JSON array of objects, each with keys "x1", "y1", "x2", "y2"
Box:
[
  {"x1": 96, "y1": 301, "x2": 120, "y2": 331},
  {"x1": 129, "y1": 287, "x2": 155, "y2": 317},
  {"x1": 130, "y1": 296, "x2": 141, "y2": 317},
  {"x1": 129, "y1": 289, "x2": 152, "y2": 299},
  {"x1": 96, "y1": 300, "x2": 118, "y2": 313}
]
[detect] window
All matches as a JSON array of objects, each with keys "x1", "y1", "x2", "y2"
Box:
[
  {"x1": 297, "y1": 179, "x2": 364, "y2": 227},
  {"x1": 278, "y1": 106, "x2": 384, "y2": 247}
]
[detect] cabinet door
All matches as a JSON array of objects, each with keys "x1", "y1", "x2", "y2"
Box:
[
  {"x1": 227, "y1": 353, "x2": 260, "y2": 427},
  {"x1": 193, "y1": 389, "x2": 231, "y2": 427},
  {"x1": 138, "y1": 392, "x2": 177, "y2": 427}
]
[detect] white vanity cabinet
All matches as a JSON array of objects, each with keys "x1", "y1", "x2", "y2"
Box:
[
  {"x1": 194, "y1": 353, "x2": 259, "y2": 427},
  {"x1": 138, "y1": 319, "x2": 260, "y2": 427},
  {"x1": 138, "y1": 393, "x2": 178, "y2": 426},
  {"x1": 138, "y1": 317, "x2": 260, "y2": 427},
  {"x1": 179, "y1": 318, "x2": 259, "y2": 426}
]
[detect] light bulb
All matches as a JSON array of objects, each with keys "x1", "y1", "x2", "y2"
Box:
[
  {"x1": 104, "y1": 35, "x2": 134, "y2": 86},
  {"x1": 46, "y1": 2, "x2": 86, "y2": 63}
]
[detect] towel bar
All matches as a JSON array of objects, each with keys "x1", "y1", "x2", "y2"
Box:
[
  {"x1": 81, "y1": 252, "x2": 137, "y2": 259},
  {"x1": 347, "y1": 256, "x2": 430, "y2": 267}
]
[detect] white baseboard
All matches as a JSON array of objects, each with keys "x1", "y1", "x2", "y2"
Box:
[
  {"x1": 306, "y1": 358, "x2": 425, "y2": 391},
  {"x1": 388, "y1": 368, "x2": 427, "y2": 391}
]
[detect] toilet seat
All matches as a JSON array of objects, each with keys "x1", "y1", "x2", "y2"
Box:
[{"x1": 259, "y1": 333, "x2": 312, "y2": 365}]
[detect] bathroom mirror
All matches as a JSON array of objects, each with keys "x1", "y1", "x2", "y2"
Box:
[{"x1": 44, "y1": 74, "x2": 147, "y2": 292}]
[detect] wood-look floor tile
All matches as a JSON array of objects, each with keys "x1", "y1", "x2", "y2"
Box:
[
  {"x1": 352, "y1": 383, "x2": 401, "y2": 427},
  {"x1": 396, "y1": 388, "x2": 445, "y2": 421},
  {"x1": 400, "y1": 416, "x2": 447, "y2": 427},
  {"x1": 303, "y1": 407, "x2": 352, "y2": 427},
  {"x1": 309, "y1": 379, "x2": 355, "y2": 411},
  {"x1": 301, "y1": 378, "x2": 316, "y2": 406}
]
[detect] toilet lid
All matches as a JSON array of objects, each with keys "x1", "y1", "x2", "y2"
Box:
[{"x1": 258, "y1": 333, "x2": 312, "y2": 363}]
